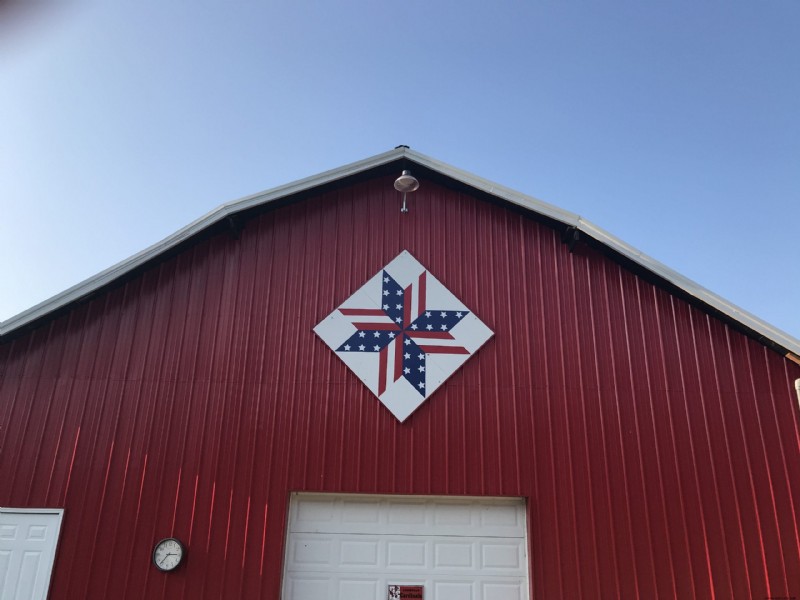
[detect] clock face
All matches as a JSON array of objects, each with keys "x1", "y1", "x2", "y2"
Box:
[{"x1": 152, "y1": 538, "x2": 184, "y2": 571}]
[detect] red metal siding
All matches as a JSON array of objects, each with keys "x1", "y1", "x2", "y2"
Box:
[{"x1": 2, "y1": 173, "x2": 799, "y2": 598}]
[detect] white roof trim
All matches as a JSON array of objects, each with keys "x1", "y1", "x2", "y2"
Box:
[{"x1": 2, "y1": 147, "x2": 799, "y2": 358}]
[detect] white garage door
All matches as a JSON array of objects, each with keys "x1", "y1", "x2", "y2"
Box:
[
  {"x1": 0, "y1": 508, "x2": 64, "y2": 600},
  {"x1": 281, "y1": 494, "x2": 530, "y2": 600}
]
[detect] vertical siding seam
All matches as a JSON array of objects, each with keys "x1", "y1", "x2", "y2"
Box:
[
  {"x1": 78, "y1": 297, "x2": 129, "y2": 597},
  {"x1": 308, "y1": 203, "x2": 330, "y2": 489},
  {"x1": 509, "y1": 216, "x2": 524, "y2": 493},
  {"x1": 254, "y1": 210, "x2": 285, "y2": 590},
  {"x1": 21, "y1": 379, "x2": 55, "y2": 506},
  {"x1": 617, "y1": 269, "x2": 658, "y2": 596},
  {"x1": 259, "y1": 378, "x2": 281, "y2": 584},
  {"x1": 118, "y1": 270, "x2": 162, "y2": 599},
  {"x1": 459, "y1": 192, "x2": 474, "y2": 496},
  {"x1": 222, "y1": 236, "x2": 252, "y2": 596},
  {"x1": 308, "y1": 192, "x2": 330, "y2": 490},
  {"x1": 23, "y1": 380, "x2": 56, "y2": 505},
  {"x1": 557, "y1": 248, "x2": 582, "y2": 593},
  {"x1": 164, "y1": 254, "x2": 195, "y2": 538},
  {"x1": 196, "y1": 247, "x2": 232, "y2": 596},
  {"x1": 687, "y1": 307, "x2": 735, "y2": 595},
  {"x1": 140, "y1": 264, "x2": 185, "y2": 598},
  {"x1": 0, "y1": 369, "x2": 15, "y2": 459},
  {"x1": 94, "y1": 281, "x2": 144, "y2": 597},
  {"x1": 723, "y1": 326, "x2": 771, "y2": 596},
  {"x1": 519, "y1": 217, "x2": 539, "y2": 599},
  {"x1": 43, "y1": 383, "x2": 68, "y2": 505},
  {"x1": 283, "y1": 204, "x2": 306, "y2": 494},
  {"x1": 7, "y1": 334, "x2": 43, "y2": 500},
  {"x1": 57, "y1": 308, "x2": 92, "y2": 512},
  {"x1": 185, "y1": 251, "x2": 212, "y2": 548},
  {"x1": 743, "y1": 340, "x2": 789, "y2": 591},
  {"x1": 174, "y1": 247, "x2": 207, "y2": 600},
  {"x1": 639, "y1": 284, "x2": 679, "y2": 597},
  {"x1": 570, "y1": 254, "x2": 603, "y2": 595},
  {"x1": 518, "y1": 217, "x2": 535, "y2": 502},
  {"x1": 139, "y1": 268, "x2": 188, "y2": 600},
  {"x1": 121, "y1": 448, "x2": 149, "y2": 598},
  {"x1": 475, "y1": 201, "x2": 488, "y2": 495},
  {"x1": 498, "y1": 211, "x2": 515, "y2": 493},
  {"x1": 665, "y1": 293, "x2": 709, "y2": 598},
  {"x1": 37, "y1": 319, "x2": 72, "y2": 504},
  {"x1": 240, "y1": 225, "x2": 269, "y2": 594},
  {"x1": 104, "y1": 282, "x2": 144, "y2": 592},
  {"x1": 585, "y1": 257, "x2": 623, "y2": 596},
  {"x1": 605, "y1": 264, "x2": 640, "y2": 598},
  {"x1": 707, "y1": 318, "x2": 754, "y2": 596},
  {"x1": 540, "y1": 231, "x2": 564, "y2": 596}
]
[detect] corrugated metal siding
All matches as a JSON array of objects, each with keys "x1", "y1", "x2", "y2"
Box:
[{"x1": 1, "y1": 174, "x2": 799, "y2": 598}]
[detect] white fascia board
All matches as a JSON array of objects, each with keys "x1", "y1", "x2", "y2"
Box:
[{"x1": 3, "y1": 146, "x2": 800, "y2": 359}]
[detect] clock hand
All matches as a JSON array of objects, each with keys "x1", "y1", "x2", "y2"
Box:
[{"x1": 159, "y1": 552, "x2": 175, "y2": 566}]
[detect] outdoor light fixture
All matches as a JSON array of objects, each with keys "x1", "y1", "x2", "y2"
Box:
[{"x1": 394, "y1": 170, "x2": 419, "y2": 213}]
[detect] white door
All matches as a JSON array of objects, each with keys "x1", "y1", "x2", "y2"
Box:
[
  {"x1": 0, "y1": 509, "x2": 64, "y2": 600},
  {"x1": 282, "y1": 494, "x2": 530, "y2": 600}
]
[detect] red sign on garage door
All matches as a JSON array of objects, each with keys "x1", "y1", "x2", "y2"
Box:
[{"x1": 388, "y1": 584, "x2": 424, "y2": 599}]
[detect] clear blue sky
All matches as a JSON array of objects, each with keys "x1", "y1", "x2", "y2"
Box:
[{"x1": 2, "y1": 1, "x2": 799, "y2": 340}]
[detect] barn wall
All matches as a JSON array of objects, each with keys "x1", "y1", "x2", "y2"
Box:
[{"x1": 1, "y1": 173, "x2": 799, "y2": 598}]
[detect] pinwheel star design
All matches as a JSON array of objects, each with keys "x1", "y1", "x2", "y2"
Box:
[{"x1": 336, "y1": 270, "x2": 469, "y2": 396}]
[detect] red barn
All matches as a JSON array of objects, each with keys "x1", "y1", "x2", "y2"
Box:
[{"x1": 2, "y1": 147, "x2": 799, "y2": 599}]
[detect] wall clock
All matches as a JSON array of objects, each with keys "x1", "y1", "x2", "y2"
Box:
[{"x1": 152, "y1": 537, "x2": 185, "y2": 571}]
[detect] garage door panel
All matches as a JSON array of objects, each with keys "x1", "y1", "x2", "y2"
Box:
[
  {"x1": 387, "y1": 502, "x2": 427, "y2": 526},
  {"x1": 434, "y1": 541, "x2": 473, "y2": 568},
  {"x1": 482, "y1": 582, "x2": 525, "y2": 600},
  {"x1": 339, "y1": 578, "x2": 379, "y2": 599},
  {"x1": 285, "y1": 576, "x2": 329, "y2": 598},
  {"x1": 481, "y1": 543, "x2": 522, "y2": 570},
  {"x1": 386, "y1": 540, "x2": 427, "y2": 568},
  {"x1": 478, "y1": 504, "x2": 522, "y2": 528},
  {"x1": 434, "y1": 580, "x2": 474, "y2": 600},
  {"x1": 342, "y1": 500, "x2": 382, "y2": 525},
  {"x1": 291, "y1": 537, "x2": 332, "y2": 566},
  {"x1": 296, "y1": 496, "x2": 336, "y2": 524},
  {"x1": 340, "y1": 539, "x2": 380, "y2": 566}
]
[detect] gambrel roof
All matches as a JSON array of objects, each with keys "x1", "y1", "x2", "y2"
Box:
[{"x1": 2, "y1": 147, "x2": 799, "y2": 362}]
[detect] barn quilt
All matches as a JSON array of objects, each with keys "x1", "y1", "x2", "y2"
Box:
[{"x1": 314, "y1": 251, "x2": 493, "y2": 421}]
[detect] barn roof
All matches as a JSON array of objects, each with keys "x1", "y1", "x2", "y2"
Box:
[{"x1": 2, "y1": 146, "x2": 799, "y2": 361}]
